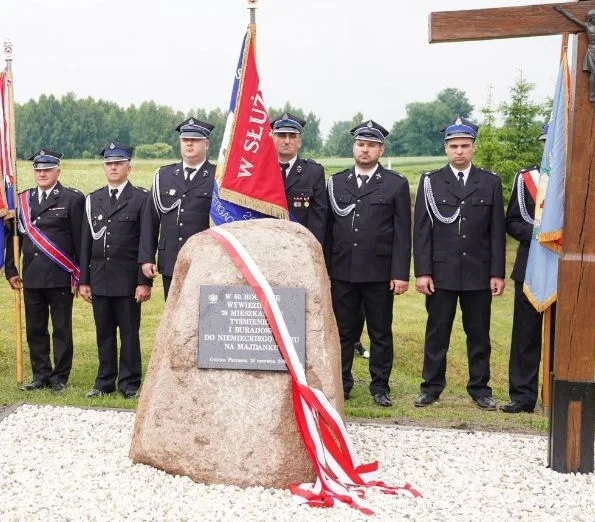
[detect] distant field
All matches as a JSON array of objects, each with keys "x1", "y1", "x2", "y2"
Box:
[
  {"x1": 0, "y1": 157, "x2": 547, "y2": 433},
  {"x1": 12, "y1": 156, "x2": 446, "y2": 195}
]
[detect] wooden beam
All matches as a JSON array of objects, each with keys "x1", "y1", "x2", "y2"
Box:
[{"x1": 429, "y1": 1, "x2": 595, "y2": 43}]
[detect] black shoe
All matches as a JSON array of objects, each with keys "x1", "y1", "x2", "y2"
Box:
[
  {"x1": 499, "y1": 401, "x2": 534, "y2": 414},
  {"x1": 373, "y1": 392, "x2": 392, "y2": 407},
  {"x1": 50, "y1": 382, "x2": 66, "y2": 393},
  {"x1": 20, "y1": 381, "x2": 48, "y2": 391},
  {"x1": 343, "y1": 390, "x2": 350, "y2": 400},
  {"x1": 473, "y1": 396, "x2": 497, "y2": 411},
  {"x1": 414, "y1": 392, "x2": 438, "y2": 407},
  {"x1": 354, "y1": 342, "x2": 370, "y2": 359},
  {"x1": 122, "y1": 389, "x2": 139, "y2": 399}
]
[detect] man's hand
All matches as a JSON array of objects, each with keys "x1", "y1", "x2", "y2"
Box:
[
  {"x1": 135, "y1": 285, "x2": 151, "y2": 304},
  {"x1": 79, "y1": 284, "x2": 93, "y2": 303},
  {"x1": 8, "y1": 276, "x2": 22, "y2": 290},
  {"x1": 415, "y1": 275, "x2": 435, "y2": 295},
  {"x1": 142, "y1": 263, "x2": 158, "y2": 279},
  {"x1": 490, "y1": 277, "x2": 505, "y2": 296},
  {"x1": 390, "y1": 279, "x2": 409, "y2": 295}
]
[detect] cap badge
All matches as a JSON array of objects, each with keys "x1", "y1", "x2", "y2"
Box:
[
  {"x1": 296, "y1": 165, "x2": 302, "y2": 173},
  {"x1": 40, "y1": 149, "x2": 45, "y2": 155},
  {"x1": 283, "y1": 113, "x2": 289, "y2": 120},
  {"x1": 189, "y1": 118, "x2": 195, "y2": 124},
  {"x1": 455, "y1": 117, "x2": 462, "y2": 125},
  {"x1": 110, "y1": 142, "x2": 115, "y2": 149},
  {"x1": 366, "y1": 120, "x2": 373, "y2": 128}
]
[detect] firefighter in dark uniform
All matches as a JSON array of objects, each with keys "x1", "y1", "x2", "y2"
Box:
[
  {"x1": 326, "y1": 120, "x2": 411, "y2": 407},
  {"x1": 79, "y1": 143, "x2": 152, "y2": 399},
  {"x1": 500, "y1": 124, "x2": 549, "y2": 414},
  {"x1": 139, "y1": 117, "x2": 216, "y2": 299},
  {"x1": 413, "y1": 118, "x2": 506, "y2": 410},
  {"x1": 4, "y1": 149, "x2": 84, "y2": 393},
  {"x1": 271, "y1": 113, "x2": 327, "y2": 245}
]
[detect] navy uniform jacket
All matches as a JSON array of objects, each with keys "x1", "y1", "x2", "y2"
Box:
[
  {"x1": 138, "y1": 161, "x2": 215, "y2": 277},
  {"x1": 284, "y1": 157, "x2": 327, "y2": 245},
  {"x1": 4, "y1": 182, "x2": 84, "y2": 288},
  {"x1": 413, "y1": 164, "x2": 506, "y2": 291},
  {"x1": 506, "y1": 167, "x2": 537, "y2": 283},
  {"x1": 325, "y1": 165, "x2": 411, "y2": 283},
  {"x1": 80, "y1": 183, "x2": 152, "y2": 296}
]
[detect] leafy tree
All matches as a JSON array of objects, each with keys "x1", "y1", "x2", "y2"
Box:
[
  {"x1": 436, "y1": 88, "x2": 473, "y2": 119},
  {"x1": 135, "y1": 143, "x2": 174, "y2": 159},
  {"x1": 323, "y1": 112, "x2": 363, "y2": 158}
]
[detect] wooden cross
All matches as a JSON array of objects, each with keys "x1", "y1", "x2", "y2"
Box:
[{"x1": 430, "y1": 1, "x2": 594, "y2": 474}]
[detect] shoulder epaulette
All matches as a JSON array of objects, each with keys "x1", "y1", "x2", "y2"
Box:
[
  {"x1": 66, "y1": 186, "x2": 83, "y2": 194},
  {"x1": 134, "y1": 186, "x2": 149, "y2": 193},
  {"x1": 89, "y1": 187, "x2": 105, "y2": 195},
  {"x1": 305, "y1": 158, "x2": 322, "y2": 166},
  {"x1": 385, "y1": 168, "x2": 405, "y2": 180},
  {"x1": 479, "y1": 167, "x2": 498, "y2": 177},
  {"x1": 331, "y1": 168, "x2": 350, "y2": 178}
]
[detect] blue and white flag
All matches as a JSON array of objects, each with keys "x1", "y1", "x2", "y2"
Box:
[{"x1": 523, "y1": 52, "x2": 569, "y2": 312}]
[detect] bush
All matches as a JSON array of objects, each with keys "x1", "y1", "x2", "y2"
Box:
[{"x1": 135, "y1": 143, "x2": 174, "y2": 159}]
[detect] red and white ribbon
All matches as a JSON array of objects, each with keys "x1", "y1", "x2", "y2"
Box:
[
  {"x1": 206, "y1": 226, "x2": 421, "y2": 515},
  {"x1": 18, "y1": 191, "x2": 80, "y2": 285}
]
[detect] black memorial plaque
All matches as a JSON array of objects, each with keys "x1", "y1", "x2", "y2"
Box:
[{"x1": 198, "y1": 285, "x2": 305, "y2": 371}]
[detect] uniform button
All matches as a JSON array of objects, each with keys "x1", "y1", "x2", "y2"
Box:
[
  {"x1": 356, "y1": 213, "x2": 360, "y2": 217},
  {"x1": 107, "y1": 219, "x2": 112, "y2": 223},
  {"x1": 353, "y1": 243, "x2": 358, "y2": 247},
  {"x1": 462, "y1": 235, "x2": 466, "y2": 238},
  {"x1": 106, "y1": 257, "x2": 110, "y2": 261},
  {"x1": 462, "y1": 252, "x2": 467, "y2": 256},
  {"x1": 462, "y1": 217, "x2": 467, "y2": 221},
  {"x1": 180, "y1": 209, "x2": 184, "y2": 213},
  {"x1": 34, "y1": 252, "x2": 39, "y2": 256},
  {"x1": 442, "y1": 199, "x2": 446, "y2": 203},
  {"x1": 182, "y1": 194, "x2": 186, "y2": 198},
  {"x1": 179, "y1": 223, "x2": 183, "y2": 227},
  {"x1": 106, "y1": 244, "x2": 110, "y2": 248},
  {"x1": 354, "y1": 228, "x2": 359, "y2": 232},
  {"x1": 461, "y1": 201, "x2": 465, "y2": 205},
  {"x1": 179, "y1": 237, "x2": 183, "y2": 241},
  {"x1": 107, "y1": 232, "x2": 111, "y2": 235},
  {"x1": 480, "y1": 199, "x2": 484, "y2": 203},
  {"x1": 357, "y1": 199, "x2": 361, "y2": 203}
]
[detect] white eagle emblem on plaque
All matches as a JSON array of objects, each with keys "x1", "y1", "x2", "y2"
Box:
[{"x1": 208, "y1": 293, "x2": 219, "y2": 304}]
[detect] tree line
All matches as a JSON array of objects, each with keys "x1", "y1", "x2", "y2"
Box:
[{"x1": 15, "y1": 78, "x2": 550, "y2": 195}]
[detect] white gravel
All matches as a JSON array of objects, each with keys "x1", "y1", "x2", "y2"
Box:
[{"x1": 0, "y1": 404, "x2": 593, "y2": 521}]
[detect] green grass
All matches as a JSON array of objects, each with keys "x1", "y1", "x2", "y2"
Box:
[{"x1": 0, "y1": 158, "x2": 548, "y2": 433}]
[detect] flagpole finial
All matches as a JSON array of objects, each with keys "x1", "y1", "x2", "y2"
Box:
[
  {"x1": 246, "y1": 0, "x2": 258, "y2": 8},
  {"x1": 3, "y1": 39, "x2": 13, "y2": 61}
]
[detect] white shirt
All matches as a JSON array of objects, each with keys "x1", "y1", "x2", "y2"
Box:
[
  {"x1": 278, "y1": 155, "x2": 297, "y2": 177},
  {"x1": 355, "y1": 164, "x2": 379, "y2": 187},
  {"x1": 449, "y1": 164, "x2": 471, "y2": 186},
  {"x1": 183, "y1": 159, "x2": 206, "y2": 182},
  {"x1": 37, "y1": 183, "x2": 57, "y2": 204},
  {"x1": 107, "y1": 180, "x2": 129, "y2": 201}
]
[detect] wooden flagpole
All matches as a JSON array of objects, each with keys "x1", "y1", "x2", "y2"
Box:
[
  {"x1": 248, "y1": 0, "x2": 257, "y2": 54},
  {"x1": 3, "y1": 39, "x2": 23, "y2": 384}
]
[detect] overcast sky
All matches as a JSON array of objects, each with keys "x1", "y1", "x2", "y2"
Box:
[{"x1": 1, "y1": 0, "x2": 566, "y2": 136}]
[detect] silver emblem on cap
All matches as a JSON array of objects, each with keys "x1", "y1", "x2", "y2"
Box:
[
  {"x1": 367, "y1": 120, "x2": 373, "y2": 128},
  {"x1": 40, "y1": 149, "x2": 45, "y2": 155},
  {"x1": 189, "y1": 118, "x2": 195, "y2": 125},
  {"x1": 283, "y1": 113, "x2": 289, "y2": 120},
  {"x1": 455, "y1": 117, "x2": 462, "y2": 125},
  {"x1": 110, "y1": 142, "x2": 115, "y2": 149}
]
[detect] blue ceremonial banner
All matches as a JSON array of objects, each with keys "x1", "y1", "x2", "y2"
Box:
[
  {"x1": 210, "y1": 26, "x2": 289, "y2": 226},
  {"x1": 523, "y1": 52, "x2": 569, "y2": 312}
]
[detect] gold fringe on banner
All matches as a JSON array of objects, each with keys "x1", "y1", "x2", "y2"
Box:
[
  {"x1": 523, "y1": 282, "x2": 557, "y2": 313},
  {"x1": 538, "y1": 229, "x2": 563, "y2": 254},
  {"x1": 219, "y1": 187, "x2": 289, "y2": 220}
]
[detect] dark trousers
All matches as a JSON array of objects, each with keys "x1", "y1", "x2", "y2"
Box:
[
  {"x1": 420, "y1": 288, "x2": 493, "y2": 399},
  {"x1": 508, "y1": 282, "x2": 543, "y2": 408},
  {"x1": 91, "y1": 295, "x2": 142, "y2": 393},
  {"x1": 162, "y1": 275, "x2": 172, "y2": 300},
  {"x1": 331, "y1": 279, "x2": 394, "y2": 395},
  {"x1": 23, "y1": 287, "x2": 74, "y2": 385}
]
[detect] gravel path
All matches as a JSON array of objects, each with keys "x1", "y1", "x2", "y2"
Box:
[{"x1": 0, "y1": 404, "x2": 592, "y2": 521}]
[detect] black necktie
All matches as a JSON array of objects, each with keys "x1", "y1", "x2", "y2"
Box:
[
  {"x1": 110, "y1": 188, "x2": 118, "y2": 207},
  {"x1": 41, "y1": 191, "x2": 47, "y2": 203},
  {"x1": 185, "y1": 167, "x2": 195, "y2": 184},
  {"x1": 458, "y1": 172, "x2": 465, "y2": 189},
  {"x1": 358, "y1": 174, "x2": 369, "y2": 189},
  {"x1": 279, "y1": 162, "x2": 290, "y2": 178}
]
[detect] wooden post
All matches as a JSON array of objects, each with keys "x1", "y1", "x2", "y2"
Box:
[{"x1": 429, "y1": 0, "x2": 595, "y2": 473}]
